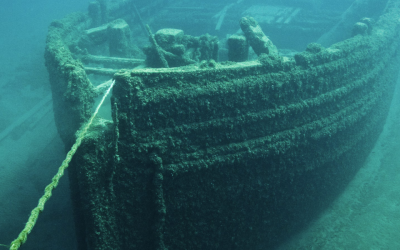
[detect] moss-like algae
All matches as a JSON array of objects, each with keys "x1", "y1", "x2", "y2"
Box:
[
  {"x1": 45, "y1": 12, "x2": 96, "y2": 148},
  {"x1": 47, "y1": 1, "x2": 400, "y2": 250}
]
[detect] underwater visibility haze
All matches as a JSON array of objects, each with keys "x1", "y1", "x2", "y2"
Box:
[{"x1": 1, "y1": 0, "x2": 400, "y2": 249}]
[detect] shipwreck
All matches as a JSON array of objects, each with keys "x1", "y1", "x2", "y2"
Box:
[{"x1": 10, "y1": 0, "x2": 400, "y2": 249}]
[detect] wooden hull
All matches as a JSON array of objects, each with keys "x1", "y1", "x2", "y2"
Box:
[{"x1": 44, "y1": 0, "x2": 400, "y2": 249}]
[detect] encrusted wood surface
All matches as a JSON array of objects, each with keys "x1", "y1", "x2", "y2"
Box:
[{"x1": 45, "y1": 0, "x2": 400, "y2": 249}]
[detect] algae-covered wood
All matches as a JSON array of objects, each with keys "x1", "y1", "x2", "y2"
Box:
[
  {"x1": 43, "y1": 0, "x2": 400, "y2": 249},
  {"x1": 69, "y1": 4, "x2": 400, "y2": 249}
]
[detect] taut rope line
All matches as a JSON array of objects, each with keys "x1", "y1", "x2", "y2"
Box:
[{"x1": 7, "y1": 79, "x2": 115, "y2": 250}]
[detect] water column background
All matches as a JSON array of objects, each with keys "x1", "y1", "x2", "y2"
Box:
[{"x1": 0, "y1": 1, "x2": 90, "y2": 249}]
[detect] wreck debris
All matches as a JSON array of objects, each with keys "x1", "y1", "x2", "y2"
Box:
[
  {"x1": 227, "y1": 34, "x2": 249, "y2": 62},
  {"x1": 108, "y1": 19, "x2": 134, "y2": 57},
  {"x1": 353, "y1": 22, "x2": 369, "y2": 36},
  {"x1": 146, "y1": 25, "x2": 170, "y2": 68},
  {"x1": 353, "y1": 17, "x2": 374, "y2": 36},
  {"x1": 240, "y1": 16, "x2": 279, "y2": 56},
  {"x1": 143, "y1": 28, "x2": 218, "y2": 68},
  {"x1": 78, "y1": 18, "x2": 139, "y2": 58}
]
